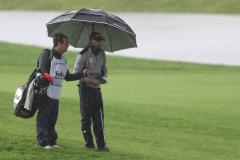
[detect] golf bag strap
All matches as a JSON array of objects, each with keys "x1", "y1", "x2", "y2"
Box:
[
  {"x1": 79, "y1": 45, "x2": 89, "y2": 55},
  {"x1": 36, "y1": 49, "x2": 53, "y2": 73}
]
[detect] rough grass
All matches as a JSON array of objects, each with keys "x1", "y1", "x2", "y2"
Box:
[
  {"x1": 0, "y1": 0, "x2": 240, "y2": 13},
  {"x1": 1, "y1": 42, "x2": 240, "y2": 160}
]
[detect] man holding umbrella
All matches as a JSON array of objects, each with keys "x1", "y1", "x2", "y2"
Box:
[
  {"x1": 73, "y1": 32, "x2": 109, "y2": 151},
  {"x1": 46, "y1": 8, "x2": 137, "y2": 151}
]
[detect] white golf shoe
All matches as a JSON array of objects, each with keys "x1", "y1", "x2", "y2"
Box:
[
  {"x1": 43, "y1": 145, "x2": 54, "y2": 150},
  {"x1": 52, "y1": 144, "x2": 61, "y2": 148}
]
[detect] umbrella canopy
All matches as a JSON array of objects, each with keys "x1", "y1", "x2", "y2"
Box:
[{"x1": 46, "y1": 8, "x2": 137, "y2": 52}]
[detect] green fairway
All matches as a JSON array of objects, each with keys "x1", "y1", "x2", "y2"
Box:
[
  {"x1": 1, "y1": 0, "x2": 240, "y2": 13},
  {"x1": 1, "y1": 41, "x2": 240, "y2": 160}
]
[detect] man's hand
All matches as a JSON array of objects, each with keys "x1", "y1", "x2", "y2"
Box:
[
  {"x1": 87, "y1": 79, "x2": 101, "y2": 85},
  {"x1": 83, "y1": 68, "x2": 90, "y2": 76}
]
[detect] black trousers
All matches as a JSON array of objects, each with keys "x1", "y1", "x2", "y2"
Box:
[
  {"x1": 36, "y1": 95, "x2": 59, "y2": 147},
  {"x1": 79, "y1": 85, "x2": 106, "y2": 149}
]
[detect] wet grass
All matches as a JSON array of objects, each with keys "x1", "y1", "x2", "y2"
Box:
[
  {"x1": 1, "y1": 42, "x2": 240, "y2": 160},
  {"x1": 0, "y1": 0, "x2": 240, "y2": 13}
]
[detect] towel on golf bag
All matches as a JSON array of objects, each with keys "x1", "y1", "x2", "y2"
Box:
[{"x1": 13, "y1": 69, "x2": 52, "y2": 118}]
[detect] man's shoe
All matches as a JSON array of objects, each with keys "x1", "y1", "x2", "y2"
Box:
[
  {"x1": 51, "y1": 144, "x2": 61, "y2": 148},
  {"x1": 43, "y1": 145, "x2": 54, "y2": 150},
  {"x1": 85, "y1": 144, "x2": 95, "y2": 149},
  {"x1": 97, "y1": 147, "x2": 110, "y2": 152}
]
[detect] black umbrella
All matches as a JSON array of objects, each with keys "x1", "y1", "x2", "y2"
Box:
[{"x1": 46, "y1": 8, "x2": 137, "y2": 52}]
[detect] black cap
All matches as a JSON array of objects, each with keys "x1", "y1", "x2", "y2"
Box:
[{"x1": 89, "y1": 32, "x2": 105, "y2": 41}]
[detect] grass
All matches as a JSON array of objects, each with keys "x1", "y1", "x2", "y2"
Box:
[
  {"x1": 1, "y1": 41, "x2": 240, "y2": 160},
  {"x1": 0, "y1": 0, "x2": 240, "y2": 13}
]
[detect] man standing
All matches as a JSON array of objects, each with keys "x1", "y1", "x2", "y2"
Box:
[
  {"x1": 37, "y1": 33, "x2": 84, "y2": 149},
  {"x1": 73, "y1": 32, "x2": 109, "y2": 151}
]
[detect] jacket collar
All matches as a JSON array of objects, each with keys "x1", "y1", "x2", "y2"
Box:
[
  {"x1": 51, "y1": 48, "x2": 62, "y2": 59},
  {"x1": 90, "y1": 45, "x2": 102, "y2": 55}
]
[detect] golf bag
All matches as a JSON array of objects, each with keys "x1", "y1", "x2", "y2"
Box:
[
  {"x1": 13, "y1": 49, "x2": 53, "y2": 118},
  {"x1": 13, "y1": 69, "x2": 52, "y2": 118}
]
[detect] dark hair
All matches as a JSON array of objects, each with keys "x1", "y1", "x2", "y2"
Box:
[
  {"x1": 53, "y1": 33, "x2": 68, "y2": 47},
  {"x1": 89, "y1": 32, "x2": 105, "y2": 41}
]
